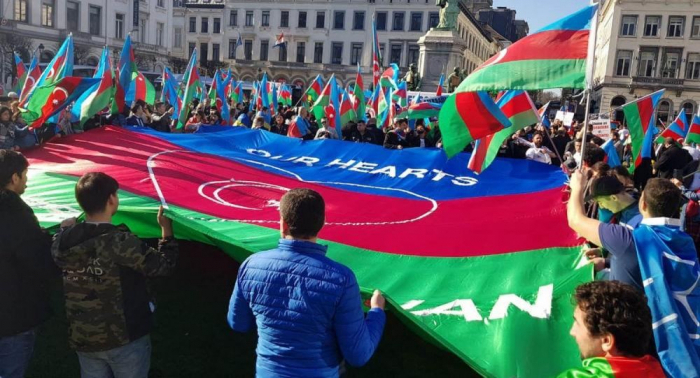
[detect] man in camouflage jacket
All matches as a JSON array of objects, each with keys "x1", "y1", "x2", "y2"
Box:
[{"x1": 52, "y1": 172, "x2": 178, "y2": 378}]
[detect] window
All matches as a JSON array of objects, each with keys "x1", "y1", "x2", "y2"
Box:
[
  {"x1": 693, "y1": 17, "x2": 700, "y2": 38},
  {"x1": 89, "y1": 5, "x2": 101, "y2": 36},
  {"x1": 351, "y1": 43, "x2": 362, "y2": 65},
  {"x1": 41, "y1": 0, "x2": 54, "y2": 27},
  {"x1": 644, "y1": 16, "x2": 660, "y2": 37},
  {"x1": 174, "y1": 28, "x2": 182, "y2": 48},
  {"x1": 157, "y1": 0, "x2": 164, "y2": 6},
  {"x1": 410, "y1": 12, "x2": 422, "y2": 31},
  {"x1": 214, "y1": 18, "x2": 221, "y2": 33},
  {"x1": 189, "y1": 42, "x2": 196, "y2": 58},
  {"x1": 379, "y1": 43, "x2": 386, "y2": 64},
  {"x1": 66, "y1": 1, "x2": 79, "y2": 31},
  {"x1": 212, "y1": 44, "x2": 220, "y2": 61},
  {"x1": 140, "y1": 17, "x2": 147, "y2": 42},
  {"x1": 331, "y1": 42, "x2": 343, "y2": 65},
  {"x1": 314, "y1": 42, "x2": 323, "y2": 63},
  {"x1": 687, "y1": 53, "x2": 700, "y2": 80},
  {"x1": 639, "y1": 50, "x2": 657, "y2": 77},
  {"x1": 229, "y1": 10, "x2": 237, "y2": 26},
  {"x1": 189, "y1": 17, "x2": 196, "y2": 32},
  {"x1": 393, "y1": 12, "x2": 405, "y2": 31},
  {"x1": 245, "y1": 40, "x2": 253, "y2": 60},
  {"x1": 376, "y1": 12, "x2": 387, "y2": 31},
  {"x1": 683, "y1": 102, "x2": 696, "y2": 124},
  {"x1": 353, "y1": 11, "x2": 365, "y2": 30},
  {"x1": 334, "y1": 11, "x2": 345, "y2": 29},
  {"x1": 156, "y1": 23, "x2": 164, "y2": 46},
  {"x1": 620, "y1": 15, "x2": 636, "y2": 37},
  {"x1": 614, "y1": 50, "x2": 632, "y2": 76},
  {"x1": 428, "y1": 12, "x2": 439, "y2": 29},
  {"x1": 298, "y1": 11, "x2": 307, "y2": 28},
  {"x1": 202, "y1": 17, "x2": 209, "y2": 33},
  {"x1": 245, "y1": 11, "x2": 254, "y2": 26},
  {"x1": 278, "y1": 45, "x2": 287, "y2": 62},
  {"x1": 316, "y1": 12, "x2": 325, "y2": 28},
  {"x1": 407, "y1": 45, "x2": 419, "y2": 65},
  {"x1": 115, "y1": 14, "x2": 124, "y2": 39},
  {"x1": 14, "y1": 0, "x2": 27, "y2": 22},
  {"x1": 296, "y1": 42, "x2": 305, "y2": 63},
  {"x1": 662, "y1": 50, "x2": 680, "y2": 78},
  {"x1": 657, "y1": 100, "x2": 671, "y2": 124},
  {"x1": 260, "y1": 40, "x2": 269, "y2": 61},
  {"x1": 262, "y1": 11, "x2": 270, "y2": 27},
  {"x1": 390, "y1": 43, "x2": 402, "y2": 65},
  {"x1": 281, "y1": 11, "x2": 289, "y2": 27},
  {"x1": 668, "y1": 16, "x2": 685, "y2": 38},
  {"x1": 200, "y1": 43, "x2": 208, "y2": 62},
  {"x1": 228, "y1": 39, "x2": 236, "y2": 58}
]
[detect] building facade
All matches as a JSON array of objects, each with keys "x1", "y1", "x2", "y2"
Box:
[
  {"x1": 592, "y1": 0, "x2": 700, "y2": 126},
  {"x1": 0, "y1": 0, "x2": 176, "y2": 89},
  {"x1": 476, "y1": 6, "x2": 527, "y2": 43},
  {"x1": 177, "y1": 0, "x2": 500, "y2": 90}
]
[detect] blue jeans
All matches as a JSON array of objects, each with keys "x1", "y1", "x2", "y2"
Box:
[
  {"x1": 76, "y1": 335, "x2": 151, "y2": 378},
  {"x1": 0, "y1": 328, "x2": 37, "y2": 378}
]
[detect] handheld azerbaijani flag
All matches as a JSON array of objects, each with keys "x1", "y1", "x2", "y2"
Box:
[
  {"x1": 686, "y1": 115, "x2": 700, "y2": 144},
  {"x1": 622, "y1": 89, "x2": 665, "y2": 172},
  {"x1": 457, "y1": 4, "x2": 598, "y2": 92},
  {"x1": 655, "y1": 111, "x2": 690, "y2": 144}
]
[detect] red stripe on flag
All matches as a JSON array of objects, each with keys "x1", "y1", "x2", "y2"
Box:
[
  {"x1": 468, "y1": 134, "x2": 494, "y2": 174},
  {"x1": 454, "y1": 92, "x2": 504, "y2": 140},
  {"x1": 500, "y1": 93, "x2": 535, "y2": 119},
  {"x1": 476, "y1": 30, "x2": 589, "y2": 70}
]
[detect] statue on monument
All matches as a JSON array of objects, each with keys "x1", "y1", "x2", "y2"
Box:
[
  {"x1": 436, "y1": 0, "x2": 459, "y2": 30},
  {"x1": 404, "y1": 63, "x2": 422, "y2": 91},
  {"x1": 447, "y1": 67, "x2": 465, "y2": 93}
]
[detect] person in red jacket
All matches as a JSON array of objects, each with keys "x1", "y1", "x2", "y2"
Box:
[{"x1": 558, "y1": 281, "x2": 665, "y2": 377}]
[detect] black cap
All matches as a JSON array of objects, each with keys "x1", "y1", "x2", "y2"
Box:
[{"x1": 584, "y1": 176, "x2": 624, "y2": 202}]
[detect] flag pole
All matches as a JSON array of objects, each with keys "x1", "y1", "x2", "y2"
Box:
[{"x1": 578, "y1": 1, "x2": 600, "y2": 170}]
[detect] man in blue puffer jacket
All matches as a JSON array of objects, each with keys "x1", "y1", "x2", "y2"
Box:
[{"x1": 227, "y1": 188, "x2": 386, "y2": 377}]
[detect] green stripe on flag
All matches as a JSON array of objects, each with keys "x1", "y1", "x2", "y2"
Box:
[
  {"x1": 439, "y1": 94, "x2": 475, "y2": 157},
  {"x1": 458, "y1": 59, "x2": 587, "y2": 92}
]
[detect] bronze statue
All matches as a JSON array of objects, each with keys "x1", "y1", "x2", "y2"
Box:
[
  {"x1": 447, "y1": 67, "x2": 464, "y2": 93},
  {"x1": 404, "y1": 63, "x2": 421, "y2": 91},
  {"x1": 436, "y1": 0, "x2": 459, "y2": 30}
]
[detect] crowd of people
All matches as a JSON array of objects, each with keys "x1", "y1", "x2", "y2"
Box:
[
  {"x1": 0, "y1": 92, "x2": 446, "y2": 152},
  {"x1": 3, "y1": 88, "x2": 700, "y2": 377}
]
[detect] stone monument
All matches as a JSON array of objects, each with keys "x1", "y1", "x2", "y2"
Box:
[{"x1": 417, "y1": 0, "x2": 467, "y2": 94}]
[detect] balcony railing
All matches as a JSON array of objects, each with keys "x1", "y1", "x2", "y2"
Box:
[{"x1": 632, "y1": 76, "x2": 685, "y2": 87}]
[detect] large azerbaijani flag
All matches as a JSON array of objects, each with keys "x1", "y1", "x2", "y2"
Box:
[
  {"x1": 457, "y1": 4, "x2": 597, "y2": 92},
  {"x1": 468, "y1": 91, "x2": 539, "y2": 174},
  {"x1": 25, "y1": 126, "x2": 590, "y2": 378}
]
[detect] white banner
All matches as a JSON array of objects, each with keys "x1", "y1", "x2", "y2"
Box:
[
  {"x1": 589, "y1": 113, "x2": 612, "y2": 141},
  {"x1": 555, "y1": 111, "x2": 575, "y2": 127}
]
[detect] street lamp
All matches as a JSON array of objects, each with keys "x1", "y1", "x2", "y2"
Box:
[{"x1": 38, "y1": 43, "x2": 44, "y2": 64}]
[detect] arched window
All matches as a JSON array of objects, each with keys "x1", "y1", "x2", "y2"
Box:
[
  {"x1": 682, "y1": 101, "x2": 696, "y2": 124},
  {"x1": 40, "y1": 50, "x2": 55, "y2": 63},
  {"x1": 85, "y1": 56, "x2": 99, "y2": 67},
  {"x1": 610, "y1": 96, "x2": 626, "y2": 123},
  {"x1": 657, "y1": 100, "x2": 671, "y2": 125}
]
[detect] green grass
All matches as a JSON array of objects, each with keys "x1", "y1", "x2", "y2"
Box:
[{"x1": 26, "y1": 241, "x2": 480, "y2": 378}]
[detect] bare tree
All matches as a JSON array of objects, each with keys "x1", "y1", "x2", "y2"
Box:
[
  {"x1": 0, "y1": 33, "x2": 34, "y2": 82},
  {"x1": 167, "y1": 56, "x2": 188, "y2": 73},
  {"x1": 72, "y1": 44, "x2": 92, "y2": 65}
]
